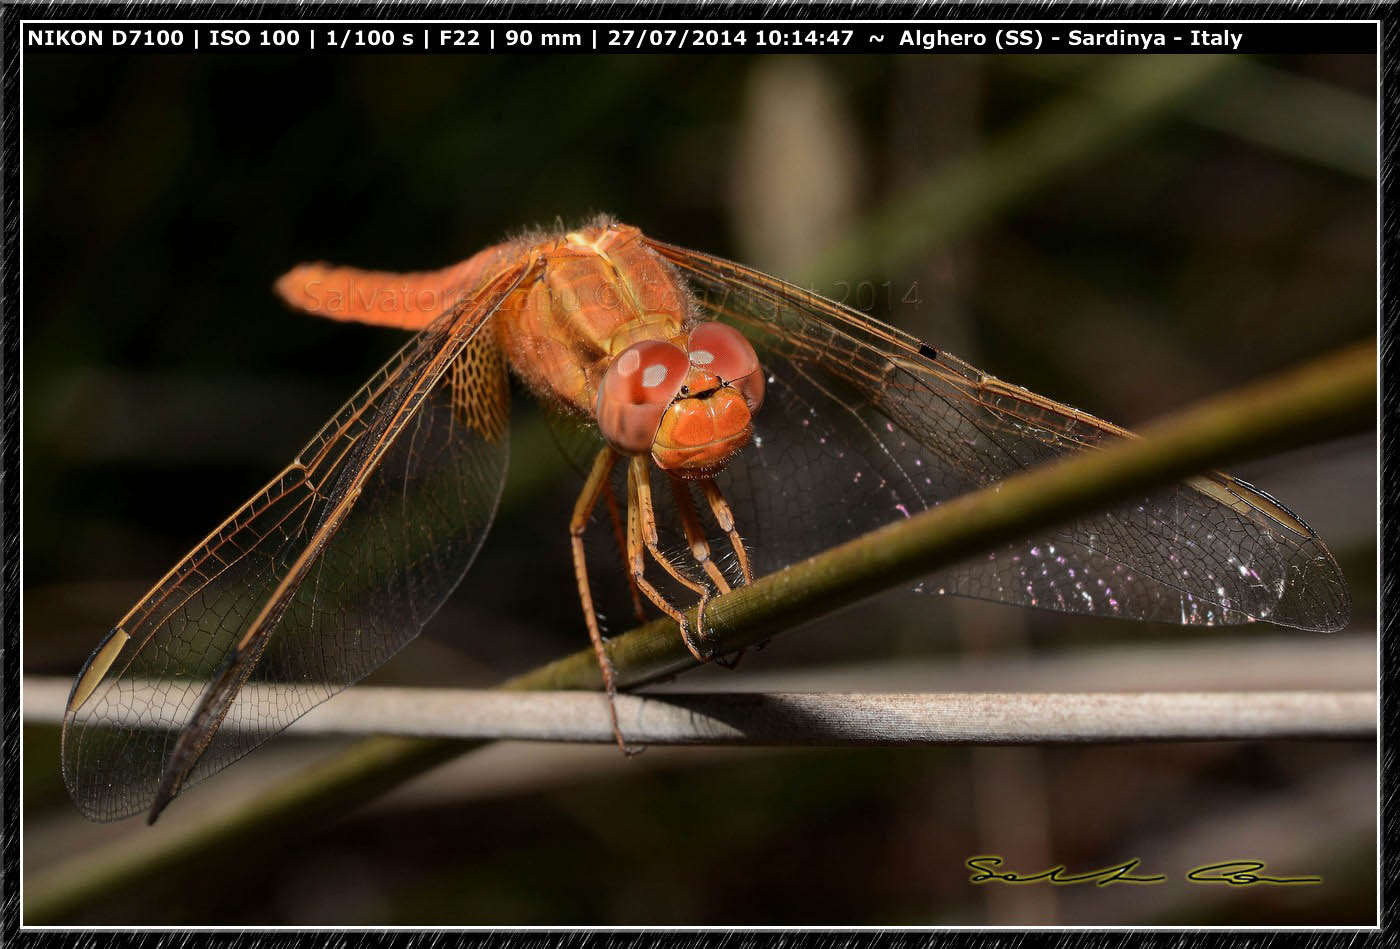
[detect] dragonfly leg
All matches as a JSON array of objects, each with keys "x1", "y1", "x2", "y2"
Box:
[
  {"x1": 627, "y1": 455, "x2": 712, "y2": 662},
  {"x1": 700, "y1": 477, "x2": 753, "y2": 585},
  {"x1": 570, "y1": 447, "x2": 632, "y2": 755},
  {"x1": 670, "y1": 476, "x2": 746, "y2": 666},
  {"x1": 667, "y1": 476, "x2": 732, "y2": 595},
  {"x1": 700, "y1": 484, "x2": 756, "y2": 587},
  {"x1": 603, "y1": 477, "x2": 647, "y2": 623},
  {"x1": 699, "y1": 476, "x2": 752, "y2": 669}
]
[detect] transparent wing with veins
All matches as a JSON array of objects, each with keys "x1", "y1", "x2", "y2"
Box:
[
  {"x1": 647, "y1": 239, "x2": 1351, "y2": 633},
  {"x1": 60, "y1": 261, "x2": 530, "y2": 822}
]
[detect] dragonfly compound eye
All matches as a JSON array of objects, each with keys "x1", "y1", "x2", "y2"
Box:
[
  {"x1": 596, "y1": 340, "x2": 690, "y2": 454},
  {"x1": 687, "y1": 321, "x2": 765, "y2": 413}
]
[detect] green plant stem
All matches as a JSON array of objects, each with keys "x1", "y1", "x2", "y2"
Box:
[{"x1": 25, "y1": 338, "x2": 1375, "y2": 923}]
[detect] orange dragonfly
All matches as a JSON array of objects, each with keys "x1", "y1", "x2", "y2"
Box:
[{"x1": 60, "y1": 217, "x2": 1351, "y2": 823}]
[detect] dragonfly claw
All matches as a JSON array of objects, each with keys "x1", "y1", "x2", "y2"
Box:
[
  {"x1": 678, "y1": 584, "x2": 719, "y2": 662},
  {"x1": 677, "y1": 618, "x2": 714, "y2": 662}
]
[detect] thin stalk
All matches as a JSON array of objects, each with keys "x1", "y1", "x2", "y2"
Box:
[{"x1": 19, "y1": 682, "x2": 1377, "y2": 744}]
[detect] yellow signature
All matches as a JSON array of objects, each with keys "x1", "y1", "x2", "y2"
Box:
[{"x1": 966, "y1": 856, "x2": 1322, "y2": 887}]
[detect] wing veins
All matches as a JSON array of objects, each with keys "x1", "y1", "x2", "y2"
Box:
[
  {"x1": 97, "y1": 292, "x2": 481, "y2": 683},
  {"x1": 656, "y1": 238, "x2": 1142, "y2": 461},
  {"x1": 651, "y1": 237, "x2": 1349, "y2": 631},
  {"x1": 144, "y1": 259, "x2": 533, "y2": 819}
]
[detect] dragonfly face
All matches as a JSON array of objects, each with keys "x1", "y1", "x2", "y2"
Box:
[
  {"x1": 60, "y1": 215, "x2": 1351, "y2": 824},
  {"x1": 597, "y1": 321, "x2": 765, "y2": 475}
]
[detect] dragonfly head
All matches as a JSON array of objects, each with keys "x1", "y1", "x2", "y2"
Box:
[{"x1": 596, "y1": 321, "x2": 765, "y2": 477}]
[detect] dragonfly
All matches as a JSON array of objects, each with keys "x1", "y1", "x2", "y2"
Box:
[{"x1": 60, "y1": 217, "x2": 1352, "y2": 824}]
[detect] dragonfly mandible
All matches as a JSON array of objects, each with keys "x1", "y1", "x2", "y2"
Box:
[{"x1": 60, "y1": 217, "x2": 1351, "y2": 823}]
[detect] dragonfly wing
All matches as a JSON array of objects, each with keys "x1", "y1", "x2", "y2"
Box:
[
  {"x1": 647, "y1": 239, "x2": 1350, "y2": 633},
  {"x1": 61, "y1": 260, "x2": 531, "y2": 822}
]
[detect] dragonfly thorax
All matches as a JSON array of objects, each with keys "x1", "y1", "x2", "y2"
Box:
[{"x1": 494, "y1": 222, "x2": 691, "y2": 418}]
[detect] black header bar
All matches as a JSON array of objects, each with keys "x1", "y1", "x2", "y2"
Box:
[{"x1": 21, "y1": 21, "x2": 1379, "y2": 56}]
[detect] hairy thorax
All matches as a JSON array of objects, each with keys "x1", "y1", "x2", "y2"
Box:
[{"x1": 493, "y1": 223, "x2": 692, "y2": 417}]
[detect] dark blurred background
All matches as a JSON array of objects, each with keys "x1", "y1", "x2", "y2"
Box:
[{"x1": 23, "y1": 51, "x2": 1376, "y2": 924}]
